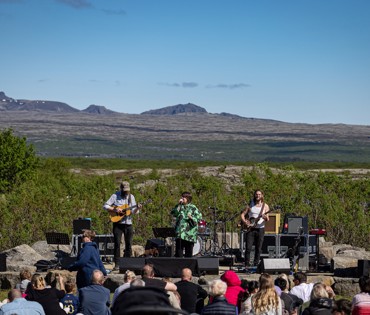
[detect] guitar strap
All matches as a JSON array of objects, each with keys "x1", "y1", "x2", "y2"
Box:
[{"x1": 258, "y1": 202, "x2": 265, "y2": 218}]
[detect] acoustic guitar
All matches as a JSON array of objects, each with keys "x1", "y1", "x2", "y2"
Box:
[{"x1": 109, "y1": 199, "x2": 152, "y2": 223}]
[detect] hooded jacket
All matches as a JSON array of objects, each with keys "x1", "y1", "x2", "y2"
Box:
[
  {"x1": 68, "y1": 242, "x2": 107, "y2": 289},
  {"x1": 220, "y1": 270, "x2": 245, "y2": 309}
]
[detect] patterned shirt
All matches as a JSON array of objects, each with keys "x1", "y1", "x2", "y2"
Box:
[{"x1": 171, "y1": 202, "x2": 202, "y2": 243}]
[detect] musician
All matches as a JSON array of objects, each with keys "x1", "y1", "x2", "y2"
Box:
[
  {"x1": 103, "y1": 181, "x2": 142, "y2": 270},
  {"x1": 240, "y1": 189, "x2": 270, "y2": 269},
  {"x1": 171, "y1": 191, "x2": 202, "y2": 257}
]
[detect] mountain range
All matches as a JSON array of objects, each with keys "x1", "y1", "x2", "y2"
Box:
[{"x1": 1, "y1": 91, "x2": 369, "y2": 162}]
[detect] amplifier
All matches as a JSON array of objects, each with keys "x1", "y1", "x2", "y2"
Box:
[{"x1": 75, "y1": 234, "x2": 114, "y2": 256}]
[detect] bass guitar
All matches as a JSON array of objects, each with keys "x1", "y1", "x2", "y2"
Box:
[
  {"x1": 109, "y1": 199, "x2": 152, "y2": 223},
  {"x1": 242, "y1": 205, "x2": 281, "y2": 232}
]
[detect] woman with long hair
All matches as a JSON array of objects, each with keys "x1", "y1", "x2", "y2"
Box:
[{"x1": 251, "y1": 273, "x2": 282, "y2": 315}]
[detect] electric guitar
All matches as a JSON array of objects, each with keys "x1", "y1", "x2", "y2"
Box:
[
  {"x1": 242, "y1": 205, "x2": 281, "y2": 232},
  {"x1": 109, "y1": 199, "x2": 152, "y2": 223}
]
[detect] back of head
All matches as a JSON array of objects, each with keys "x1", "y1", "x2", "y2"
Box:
[
  {"x1": 20, "y1": 268, "x2": 32, "y2": 281},
  {"x1": 209, "y1": 279, "x2": 227, "y2": 297},
  {"x1": 259, "y1": 273, "x2": 274, "y2": 291},
  {"x1": 181, "y1": 268, "x2": 192, "y2": 280},
  {"x1": 111, "y1": 286, "x2": 187, "y2": 315},
  {"x1": 275, "y1": 278, "x2": 288, "y2": 291},
  {"x1": 8, "y1": 289, "x2": 22, "y2": 302},
  {"x1": 359, "y1": 276, "x2": 370, "y2": 293},
  {"x1": 142, "y1": 264, "x2": 154, "y2": 278},
  {"x1": 31, "y1": 273, "x2": 45, "y2": 289},
  {"x1": 91, "y1": 270, "x2": 104, "y2": 285},
  {"x1": 333, "y1": 299, "x2": 352, "y2": 315},
  {"x1": 310, "y1": 283, "x2": 329, "y2": 300},
  {"x1": 65, "y1": 281, "x2": 76, "y2": 294},
  {"x1": 248, "y1": 280, "x2": 259, "y2": 293},
  {"x1": 131, "y1": 279, "x2": 145, "y2": 288},
  {"x1": 293, "y1": 272, "x2": 307, "y2": 284}
]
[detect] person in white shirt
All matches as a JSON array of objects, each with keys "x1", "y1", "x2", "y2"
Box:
[{"x1": 290, "y1": 272, "x2": 314, "y2": 303}]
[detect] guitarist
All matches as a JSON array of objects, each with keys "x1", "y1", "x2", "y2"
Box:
[
  {"x1": 103, "y1": 181, "x2": 142, "y2": 271},
  {"x1": 240, "y1": 189, "x2": 270, "y2": 270}
]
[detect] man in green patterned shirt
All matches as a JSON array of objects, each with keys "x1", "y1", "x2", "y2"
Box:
[{"x1": 171, "y1": 191, "x2": 202, "y2": 257}]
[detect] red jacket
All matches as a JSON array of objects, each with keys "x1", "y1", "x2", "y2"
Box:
[{"x1": 220, "y1": 270, "x2": 245, "y2": 308}]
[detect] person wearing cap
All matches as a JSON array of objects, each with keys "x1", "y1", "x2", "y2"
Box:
[{"x1": 103, "y1": 181, "x2": 142, "y2": 270}]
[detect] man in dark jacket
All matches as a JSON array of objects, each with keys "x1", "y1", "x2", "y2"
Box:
[
  {"x1": 68, "y1": 230, "x2": 107, "y2": 289},
  {"x1": 176, "y1": 268, "x2": 208, "y2": 314},
  {"x1": 201, "y1": 279, "x2": 237, "y2": 315}
]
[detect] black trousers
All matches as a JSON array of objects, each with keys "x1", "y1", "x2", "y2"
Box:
[
  {"x1": 175, "y1": 238, "x2": 194, "y2": 258},
  {"x1": 113, "y1": 223, "x2": 133, "y2": 261},
  {"x1": 244, "y1": 227, "x2": 265, "y2": 266}
]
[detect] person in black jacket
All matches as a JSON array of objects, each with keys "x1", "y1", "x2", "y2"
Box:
[
  {"x1": 201, "y1": 279, "x2": 237, "y2": 315},
  {"x1": 302, "y1": 283, "x2": 333, "y2": 315},
  {"x1": 68, "y1": 229, "x2": 107, "y2": 289},
  {"x1": 176, "y1": 268, "x2": 208, "y2": 314}
]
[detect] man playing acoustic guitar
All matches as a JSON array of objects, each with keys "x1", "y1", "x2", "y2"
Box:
[
  {"x1": 240, "y1": 189, "x2": 270, "y2": 271},
  {"x1": 103, "y1": 181, "x2": 142, "y2": 271}
]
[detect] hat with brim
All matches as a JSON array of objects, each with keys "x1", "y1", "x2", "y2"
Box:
[{"x1": 120, "y1": 181, "x2": 130, "y2": 191}]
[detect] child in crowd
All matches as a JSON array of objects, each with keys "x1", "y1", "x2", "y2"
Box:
[
  {"x1": 15, "y1": 268, "x2": 32, "y2": 297},
  {"x1": 60, "y1": 281, "x2": 79, "y2": 315}
]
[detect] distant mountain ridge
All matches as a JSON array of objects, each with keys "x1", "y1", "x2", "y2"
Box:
[{"x1": 0, "y1": 92, "x2": 213, "y2": 117}]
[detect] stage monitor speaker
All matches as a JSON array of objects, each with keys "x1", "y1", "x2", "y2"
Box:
[
  {"x1": 0, "y1": 253, "x2": 6, "y2": 272},
  {"x1": 197, "y1": 257, "x2": 219, "y2": 275},
  {"x1": 145, "y1": 239, "x2": 172, "y2": 257},
  {"x1": 119, "y1": 257, "x2": 146, "y2": 273},
  {"x1": 261, "y1": 258, "x2": 290, "y2": 274},
  {"x1": 358, "y1": 260, "x2": 369, "y2": 277},
  {"x1": 73, "y1": 219, "x2": 91, "y2": 235},
  {"x1": 265, "y1": 213, "x2": 281, "y2": 234}
]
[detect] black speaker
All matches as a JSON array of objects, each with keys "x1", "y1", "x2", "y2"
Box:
[
  {"x1": 119, "y1": 257, "x2": 146, "y2": 273},
  {"x1": 358, "y1": 260, "x2": 369, "y2": 277},
  {"x1": 73, "y1": 219, "x2": 91, "y2": 235},
  {"x1": 261, "y1": 258, "x2": 290, "y2": 274},
  {"x1": 281, "y1": 215, "x2": 308, "y2": 234},
  {"x1": 0, "y1": 253, "x2": 6, "y2": 272},
  {"x1": 197, "y1": 257, "x2": 219, "y2": 275},
  {"x1": 145, "y1": 239, "x2": 172, "y2": 257}
]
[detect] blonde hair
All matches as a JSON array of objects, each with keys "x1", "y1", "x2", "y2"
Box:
[
  {"x1": 252, "y1": 274, "x2": 280, "y2": 315},
  {"x1": 31, "y1": 273, "x2": 46, "y2": 289},
  {"x1": 311, "y1": 282, "x2": 329, "y2": 300},
  {"x1": 209, "y1": 279, "x2": 227, "y2": 297},
  {"x1": 124, "y1": 270, "x2": 136, "y2": 283}
]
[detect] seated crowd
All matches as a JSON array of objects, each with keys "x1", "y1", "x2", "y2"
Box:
[{"x1": 0, "y1": 268, "x2": 368, "y2": 315}]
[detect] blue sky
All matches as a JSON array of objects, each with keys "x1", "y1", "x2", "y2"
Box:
[{"x1": 1, "y1": 0, "x2": 369, "y2": 125}]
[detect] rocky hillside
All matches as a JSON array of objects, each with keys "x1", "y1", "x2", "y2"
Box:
[{"x1": 141, "y1": 103, "x2": 208, "y2": 115}]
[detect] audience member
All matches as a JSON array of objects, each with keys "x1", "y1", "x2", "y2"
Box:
[
  {"x1": 277, "y1": 273, "x2": 292, "y2": 292},
  {"x1": 111, "y1": 270, "x2": 136, "y2": 307},
  {"x1": 162, "y1": 277, "x2": 182, "y2": 310},
  {"x1": 352, "y1": 276, "x2": 370, "y2": 315},
  {"x1": 220, "y1": 270, "x2": 245, "y2": 310},
  {"x1": 302, "y1": 282, "x2": 333, "y2": 315},
  {"x1": 111, "y1": 286, "x2": 188, "y2": 315},
  {"x1": 26, "y1": 273, "x2": 66, "y2": 315},
  {"x1": 275, "y1": 278, "x2": 303, "y2": 314},
  {"x1": 251, "y1": 273, "x2": 282, "y2": 315},
  {"x1": 78, "y1": 270, "x2": 111, "y2": 315},
  {"x1": 0, "y1": 289, "x2": 45, "y2": 315},
  {"x1": 68, "y1": 229, "x2": 107, "y2": 289},
  {"x1": 240, "y1": 280, "x2": 259, "y2": 315},
  {"x1": 332, "y1": 299, "x2": 351, "y2": 315},
  {"x1": 175, "y1": 268, "x2": 208, "y2": 314},
  {"x1": 141, "y1": 264, "x2": 177, "y2": 292},
  {"x1": 60, "y1": 281, "x2": 79, "y2": 315},
  {"x1": 201, "y1": 279, "x2": 237, "y2": 315},
  {"x1": 290, "y1": 272, "x2": 314, "y2": 303},
  {"x1": 15, "y1": 268, "x2": 32, "y2": 297}
]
